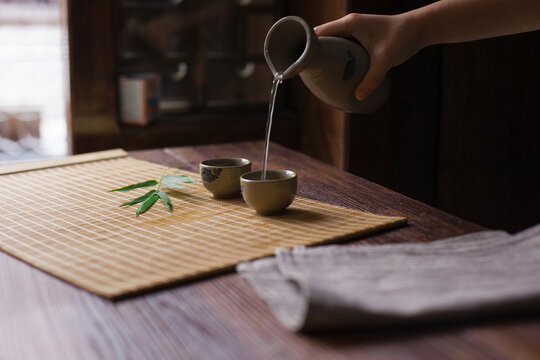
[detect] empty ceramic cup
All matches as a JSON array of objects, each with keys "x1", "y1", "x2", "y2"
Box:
[
  {"x1": 200, "y1": 158, "x2": 251, "y2": 198},
  {"x1": 241, "y1": 170, "x2": 297, "y2": 215}
]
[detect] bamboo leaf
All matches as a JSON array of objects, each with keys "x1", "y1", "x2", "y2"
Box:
[
  {"x1": 136, "y1": 193, "x2": 159, "y2": 216},
  {"x1": 157, "y1": 190, "x2": 172, "y2": 213},
  {"x1": 110, "y1": 172, "x2": 195, "y2": 216},
  {"x1": 156, "y1": 171, "x2": 166, "y2": 191},
  {"x1": 159, "y1": 183, "x2": 186, "y2": 190},
  {"x1": 109, "y1": 180, "x2": 158, "y2": 192},
  {"x1": 121, "y1": 190, "x2": 156, "y2": 206},
  {"x1": 162, "y1": 174, "x2": 198, "y2": 184}
]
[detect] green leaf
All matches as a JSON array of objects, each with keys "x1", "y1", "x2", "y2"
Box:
[
  {"x1": 109, "y1": 180, "x2": 158, "y2": 192},
  {"x1": 157, "y1": 190, "x2": 172, "y2": 213},
  {"x1": 121, "y1": 190, "x2": 156, "y2": 206},
  {"x1": 162, "y1": 174, "x2": 198, "y2": 184},
  {"x1": 159, "y1": 183, "x2": 186, "y2": 190},
  {"x1": 156, "y1": 171, "x2": 166, "y2": 191},
  {"x1": 136, "y1": 193, "x2": 159, "y2": 216},
  {"x1": 109, "y1": 172, "x2": 196, "y2": 216}
]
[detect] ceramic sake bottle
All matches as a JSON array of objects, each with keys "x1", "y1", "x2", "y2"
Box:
[{"x1": 264, "y1": 16, "x2": 390, "y2": 113}]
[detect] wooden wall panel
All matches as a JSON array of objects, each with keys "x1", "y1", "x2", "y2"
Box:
[
  {"x1": 345, "y1": 1, "x2": 539, "y2": 231},
  {"x1": 67, "y1": 0, "x2": 120, "y2": 154},
  {"x1": 286, "y1": 1, "x2": 348, "y2": 169},
  {"x1": 347, "y1": 1, "x2": 442, "y2": 205},
  {"x1": 438, "y1": 32, "x2": 540, "y2": 232}
]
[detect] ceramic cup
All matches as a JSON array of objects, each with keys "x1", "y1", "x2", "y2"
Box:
[
  {"x1": 200, "y1": 158, "x2": 251, "y2": 198},
  {"x1": 240, "y1": 170, "x2": 297, "y2": 215}
]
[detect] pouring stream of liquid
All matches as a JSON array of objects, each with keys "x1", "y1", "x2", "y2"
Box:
[{"x1": 261, "y1": 73, "x2": 282, "y2": 180}]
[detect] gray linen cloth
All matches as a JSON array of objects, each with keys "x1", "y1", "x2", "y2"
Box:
[{"x1": 237, "y1": 224, "x2": 540, "y2": 331}]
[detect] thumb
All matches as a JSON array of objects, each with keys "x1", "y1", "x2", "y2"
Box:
[
  {"x1": 355, "y1": 60, "x2": 388, "y2": 101},
  {"x1": 314, "y1": 15, "x2": 355, "y2": 37}
]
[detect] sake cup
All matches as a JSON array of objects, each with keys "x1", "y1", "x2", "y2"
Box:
[
  {"x1": 200, "y1": 158, "x2": 251, "y2": 198},
  {"x1": 240, "y1": 170, "x2": 297, "y2": 215}
]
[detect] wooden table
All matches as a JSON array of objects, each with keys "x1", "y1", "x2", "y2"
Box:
[{"x1": 2, "y1": 141, "x2": 539, "y2": 359}]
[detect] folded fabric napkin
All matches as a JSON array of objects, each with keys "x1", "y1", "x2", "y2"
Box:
[{"x1": 237, "y1": 224, "x2": 540, "y2": 331}]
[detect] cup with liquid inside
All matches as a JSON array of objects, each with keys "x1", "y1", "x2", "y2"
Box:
[
  {"x1": 200, "y1": 158, "x2": 251, "y2": 198},
  {"x1": 241, "y1": 170, "x2": 297, "y2": 215}
]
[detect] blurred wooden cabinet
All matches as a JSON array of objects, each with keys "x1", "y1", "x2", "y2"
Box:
[
  {"x1": 66, "y1": 0, "x2": 300, "y2": 154},
  {"x1": 117, "y1": 0, "x2": 279, "y2": 110}
]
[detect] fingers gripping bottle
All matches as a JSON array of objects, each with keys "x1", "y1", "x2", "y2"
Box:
[{"x1": 264, "y1": 16, "x2": 390, "y2": 113}]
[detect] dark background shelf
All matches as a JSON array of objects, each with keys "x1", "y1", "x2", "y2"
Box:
[{"x1": 67, "y1": 0, "x2": 540, "y2": 232}]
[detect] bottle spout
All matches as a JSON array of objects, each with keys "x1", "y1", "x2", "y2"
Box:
[{"x1": 264, "y1": 16, "x2": 317, "y2": 80}]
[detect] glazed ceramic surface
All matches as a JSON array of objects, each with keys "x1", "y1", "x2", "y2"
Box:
[
  {"x1": 200, "y1": 158, "x2": 251, "y2": 198},
  {"x1": 241, "y1": 170, "x2": 297, "y2": 215},
  {"x1": 264, "y1": 16, "x2": 390, "y2": 113}
]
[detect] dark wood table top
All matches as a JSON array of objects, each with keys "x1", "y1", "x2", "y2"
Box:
[{"x1": 2, "y1": 141, "x2": 539, "y2": 359}]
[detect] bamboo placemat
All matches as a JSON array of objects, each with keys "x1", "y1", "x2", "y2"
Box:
[
  {"x1": 0, "y1": 148, "x2": 128, "y2": 175},
  {"x1": 0, "y1": 153, "x2": 406, "y2": 299}
]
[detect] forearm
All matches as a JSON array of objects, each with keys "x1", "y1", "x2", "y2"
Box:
[{"x1": 404, "y1": 0, "x2": 540, "y2": 48}]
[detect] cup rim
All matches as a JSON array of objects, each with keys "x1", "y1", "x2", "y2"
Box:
[
  {"x1": 200, "y1": 158, "x2": 251, "y2": 168},
  {"x1": 241, "y1": 170, "x2": 296, "y2": 183}
]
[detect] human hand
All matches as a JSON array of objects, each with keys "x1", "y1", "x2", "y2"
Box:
[{"x1": 314, "y1": 13, "x2": 422, "y2": 101}]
